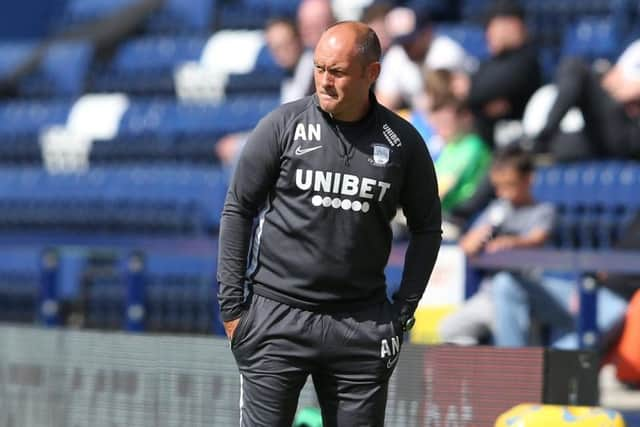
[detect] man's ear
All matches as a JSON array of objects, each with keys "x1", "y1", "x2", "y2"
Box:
[{"x1": 368, "y1": 61, "x2": 381, "y2": 83}]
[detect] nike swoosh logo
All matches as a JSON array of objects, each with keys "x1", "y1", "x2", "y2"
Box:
[
  {"x1": 386, "y1": 354, "x2": 400, "y2": 369},
  {"x1": 295, "y1": 145, "x2": 323, "y2": 155}
]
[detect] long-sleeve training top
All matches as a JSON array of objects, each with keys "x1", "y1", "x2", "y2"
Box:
[{"x1": 217, "y1": 93, "x2": 442, "y2": 322}]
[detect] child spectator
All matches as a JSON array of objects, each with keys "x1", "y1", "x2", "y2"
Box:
[{"x1": 439, "y1": 145, "x2": 555, "y2": 344}]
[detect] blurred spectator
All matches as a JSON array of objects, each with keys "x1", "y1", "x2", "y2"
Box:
[
  {"x1": 297, "y1": 0, "x2": 336, "y2": 50},
  {"x1": 332, "y1": 0, "x2": 375, "y2": 22},
  {"x1": 360, "y1": 1, "x2": 394, "y2": 56},
  {"x1": 439, "y1": 145, "x2": 554, "y2": 345},
  {"x1": 428, "y1": 70, "x2": 492, "y2": 216},
  {"x1": 443, "y1": 0, "x2": 542, "y2": 231},
  {"x1": 264, "y1": 18, "x2": 315, "y2": 104},
  {"x1": 456, "y1": 0, "x2": 541, "y2": 147},
  {"x1": 376, "y1": 6, "x2": 476, "y2": 110},
  {"x1": 534, "y1": 39, "x2": 640, "y2": 160},
  {"x1": 494, "y1": 212, "x2": 640, "y2": 349},
  {"x1": 216, "y1": 18, "x2": 314, "y2": 167}
]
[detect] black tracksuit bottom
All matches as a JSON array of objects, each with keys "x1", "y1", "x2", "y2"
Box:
[{"x1": 230, "y1": 293, "x2": 403, "y2": 427}]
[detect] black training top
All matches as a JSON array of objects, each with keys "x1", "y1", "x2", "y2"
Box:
[{"x1": 217, "y1": 93, "x2": 442, "y2": 322}]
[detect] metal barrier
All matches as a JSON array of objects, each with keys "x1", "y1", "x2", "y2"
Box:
[{"x1": 470, "y1": 248, "x2": 640, "y2": 349}]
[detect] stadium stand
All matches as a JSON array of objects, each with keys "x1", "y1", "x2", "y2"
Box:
[
  {"x1": 0, "y1": 248, "x2": 40, "y2": 324},
  {"x1": 532, "y1": 161, "x2": 640, "y2": 249},
  {"x1": 1, "y1": 1, "x2": 640, "y2": 425},
  {"x1": 89, "y1": 36, "x2": 208, "y2": 95}
]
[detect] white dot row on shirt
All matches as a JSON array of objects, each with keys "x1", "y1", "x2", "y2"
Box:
[{"x1": 311, "y1": 195, "x2": 370, "y2": 212}]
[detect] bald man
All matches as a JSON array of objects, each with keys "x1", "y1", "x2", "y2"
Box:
[
  {"x1": 297, "y1": 0, "x2": 336, "y2": 49},
  {"x1": 218, "y1": 22, "x2": 441, "y2": 426}
]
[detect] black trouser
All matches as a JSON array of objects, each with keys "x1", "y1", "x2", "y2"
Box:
[
  {"x1": 230, "y1": 293, "x2": 403, "y2": 427},
  {"x1": 540, "y1": 57, "x2": 640, "y2": 159}
]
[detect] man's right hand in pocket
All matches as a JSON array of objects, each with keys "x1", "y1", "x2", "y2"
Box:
[{"x1": 224, "y1": 317, "x2": 241, "y2": 340}]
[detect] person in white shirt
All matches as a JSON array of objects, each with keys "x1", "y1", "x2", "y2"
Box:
[{"x1": 375, "y1": 6, "x2": 476, "y2": 110}]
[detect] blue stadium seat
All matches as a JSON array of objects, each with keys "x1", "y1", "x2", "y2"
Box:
[
  {"x1": 86, "y1": 277, "x2": 125, "y2": 330},
  {"x1": 90, "y1": 36, "x2": 207, "y2": 95},
  {"x1": 20, "y1": 41, "x2": 94, "y2": 98},
  {"x1": 90, "y1": 96, "x2": 279, "y2": 164},
  {"x1": 217, "y1": 0, "x2": 300, "y2": 30},
  {"x1": 460, "y1": 0, "x2": 489, "y2": 23},
  {"x1": 0, "y1": 41, "x2": 37, "y2": 80},
  {"x1": 0, "y1": 249, "x2": 41, "y2": 323},
  {"x1": 534, "y1": 161, "x2": 640, "y2": 249},
  {"x1": 0, "y1": 100, "x2": 72, "y2": 163},
  {"x1": 224, "y1": 44, "x2": 287, "y2": 96},
  {"x1": 0, "y1": 100, "x2": 71, "y2": 134},
  {"x1": 58, "y1": 0, "x2": 140, "y2": 27},
  {"x1": 435, "y1": 23, "x2": 489, "y2": 61},
  {"x1": 562, "y1": 17, "x2": 622, "y2": 63},
  {"x1": 145, "y1": 0, "x2": 216, "y2": 34},
  {"x1": 0, "y1": 166, "x2": 227, "y2": 234},
  {"x1": 144, "y1": 253, "x2": 216, "y2": 333}
]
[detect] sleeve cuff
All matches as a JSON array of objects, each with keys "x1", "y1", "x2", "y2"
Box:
[{"x1": 220, "y1": 307, "x2": 244, "y2": 322}]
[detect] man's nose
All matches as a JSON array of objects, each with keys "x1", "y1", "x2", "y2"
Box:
[{"x1": 321, "y1": 72, "x2": 333, "y2": 87}]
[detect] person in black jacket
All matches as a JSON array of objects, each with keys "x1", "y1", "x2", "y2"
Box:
[
  {"x1": 533, "y1": 39, "x2": 640, "y2": 160},
  {"x1": 454, "y1": 0, "x2": 541, "y2": 147},
  {"x1": 448, "y1": 0, "x2": 542, "y2": 228},
  {"x1": 217, "y1": 21, "x2": 441, "y2": 427}
]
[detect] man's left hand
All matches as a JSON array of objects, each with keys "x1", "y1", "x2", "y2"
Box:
[{"x1": 485, "y1": 236, "x2": 517, "y2": 253}]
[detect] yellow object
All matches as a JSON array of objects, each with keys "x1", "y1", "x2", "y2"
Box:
[
  {"x1": 495, "y1": 403, "x2": 626, "y2": 427},
  {"x1": 409, "y1": 305, "x2": 457, "y2": 344}
]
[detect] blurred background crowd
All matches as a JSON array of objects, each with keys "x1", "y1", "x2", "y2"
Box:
[{"x1": 0, "y1": 0, "x2": 639, "y2": 392}]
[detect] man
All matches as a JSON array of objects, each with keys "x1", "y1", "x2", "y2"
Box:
[
  {"x1": 376, "y1": 6, "x2": 476, "y2": 110},
  {"x1": 215, "y1": 18, "x2": 314, "y2": 167},
  {"x1": 455, "y1": 0, "x2": 541, "y2": 147},
  {"x1": 359, "y1": 1, "x2": 394, "y2": 56},
  {"x1": 297, "y1": 0, "x2": 336, "y2": 50},
  {"x1": 445, "y1": 0, "x2": 541, "y2": 229},
  {"x1": 218, "y1": 21, "x2": 441, "y2": 426},
  {"x1": 264, "y1": 17, "x2": 315, "y2": 104}
]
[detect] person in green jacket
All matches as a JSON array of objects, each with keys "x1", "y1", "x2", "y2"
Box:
[{"x1": 427, "y1": 71, "x2": 492, "y2": 215}]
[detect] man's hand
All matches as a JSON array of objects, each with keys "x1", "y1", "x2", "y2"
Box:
[
  {"x1": 460, "y1": 224, "x2": 493, "y2": 256},
  {"x1": 485, "y1": 235, "x2": 517, "y2": 253},
  {"x1": 224, "y1": 317, "x2": 241, "y2": 340}
]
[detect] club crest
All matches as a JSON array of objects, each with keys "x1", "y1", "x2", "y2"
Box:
[{"x1": 372, "y1": 144, "x2": 390, "y2": 166}]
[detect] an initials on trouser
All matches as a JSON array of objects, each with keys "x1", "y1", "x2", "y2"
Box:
[{"x1": 381, "y1": 336, "x2": 400, "y2": 368}]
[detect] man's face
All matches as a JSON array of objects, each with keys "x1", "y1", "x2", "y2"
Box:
[
  {"x1": 313, "y1": 33, "x2": 379, "y2": 121},
  {"x1": 490, "y1": 166, "x2": 531, "y2": 205},
  {"x1": 429, "y1": 105, "x2": 460, "y2": 142},
  {"x1": 400, "y1": 28, "x2": 431, "y2": 62},
  {"x1": 297, "y1": 0, "x2": 334, "y2": 49},
  {"x1": 486, "y1": 16, "x2": 526, "y2": 55},
  {"x1": 266, "y1": 23, "x2": 302, "y2": 71}
]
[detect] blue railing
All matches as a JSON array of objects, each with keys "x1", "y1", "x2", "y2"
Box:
[{"x1": 470, "y1": 248, "x2": 640, "y2": 349}]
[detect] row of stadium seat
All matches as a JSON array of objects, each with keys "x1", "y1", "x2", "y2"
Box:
[
  {"x1": 0, "y1": 249, "x2": 40, "y2": 324},
  {"x1": 54, "y1": 0, "x2": 217, "y2": 35},
  {"x1": 53, "y1": 0, "x2": 301, "y2": 35},
  {"x1": 0, "y1": 249, "x2": 220, "y2": 334},
  {"x1": 86, "y1": 277, "x2": 216, "y2": 333},
  {"x1": 533, "y1": 161, "x2": 640, "y2": 249},
  {"x1": 0, "y1": 96, "x2": 278, "y2": 135},
  {"x1": 0, "y1": 166, "x2": 227, "y2": 234},
  {"x1": 0, "y1": 95, "x2": 278, "y2": 165},
  {"x1": 0, "y1": 40, "x2": 94, "y2": 98},
  {"x1": 1, "y1": 16, "x2": 629, "y2": 99}
]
